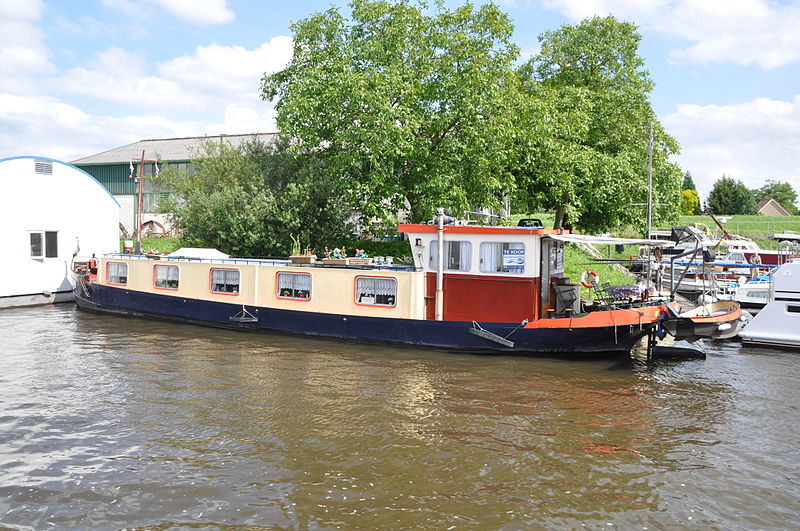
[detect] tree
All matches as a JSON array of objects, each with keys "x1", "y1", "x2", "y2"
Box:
[
  {"x1": 261, "y1": 0, "x2": 519, "y2": 226},
  {"x1": 707, "y1": 175, "x2": 757, "y2": 215},
  {"x1": 682, "y1": 171, "x2": 702, "y2": 213},
  {"x1": 682, "y1": 171, "x2": 696, "y2": 190},
  {"x1": 513, "y1": 16, "x2": 682, "y2": 233},
  {"x1": 680, "y1": 189, "x2": 700, "y2": 215},
  {"x1": 751, "y1": 180, "x2": 797, "y2": 215},
  {"x1": 157, "y1": 137, "x2": 353, "y2": 256}
]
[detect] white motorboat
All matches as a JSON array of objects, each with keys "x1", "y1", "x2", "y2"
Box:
[{"x1": 738, "y1": 261, "x2": 800, "y2": 348}]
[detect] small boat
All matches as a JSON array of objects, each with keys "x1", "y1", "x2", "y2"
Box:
[
  {"x1": 738, "y1": 261, "x2": 800, "y2": 348},
  {"x1": 72, "y1": 213, "x2": 742, "y2": 357},
  {"x1": 662, "y1": 300, "x2": 745, "y2": 341}
]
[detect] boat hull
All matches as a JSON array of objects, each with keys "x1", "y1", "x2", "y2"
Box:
[{"x1": 74, "y1": 282, "x2": 656, "y2": 355}]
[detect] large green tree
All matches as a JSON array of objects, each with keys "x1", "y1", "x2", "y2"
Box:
[
  {"x1": 751, "y1": 179, "x2": 797, "y2": 215},
  {"x1": 707, "y1": 175, "x2": 758, "y2": 215},
  {"x1": 157, "y1": 137, "x2": 353, "y2": 256},
  {"x1": 261, "y1": 0, "x2": 519, "y2": 225},
  {"x1": 514, "y1": 16, "x2": 682, "y2": 232}
]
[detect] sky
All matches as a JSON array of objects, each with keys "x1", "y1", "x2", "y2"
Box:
[{"x1": 2, "y1": 0, "x2": 799, "y2": 203}]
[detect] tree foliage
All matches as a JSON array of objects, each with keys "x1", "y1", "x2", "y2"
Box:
[
  {"x1": 261, "y1": 0, "x2": 519, "y2": 225},
  {"x1": 751, "y1": 180, "x2": 797, "y2": 215},
  {"x1": 682, "y1": 171, "x2": 696, "y2": 190},
  {"x1": 157, "y1": 137, "x2": 353, "y2": 256},
  {"x1": 513, "y1": 16, "x2": 682, "y2": 233},
  {"x1": 707, "y1": 175, "x2": 758, "y2": 215},
  {"x1": 680, "y1": 189, "x2": 700, "y2": 215}
]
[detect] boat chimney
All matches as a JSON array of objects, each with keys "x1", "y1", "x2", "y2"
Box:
[{"x1": 435, "y1": 207, "x2": 445, "y2": 321}]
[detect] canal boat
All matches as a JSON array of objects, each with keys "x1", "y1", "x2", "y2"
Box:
[{"x1": 73, "y1": 213, "x2": 742, "y2": 356}]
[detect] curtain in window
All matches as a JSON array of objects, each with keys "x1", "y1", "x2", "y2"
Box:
[
  {"x1": 108, "y1": 262, "x2": 128, "y2": 284},
  {"x1": 156, "y1": 266, "x2": 179, "y2": 287},
  {"x1": 428, "y1": 241, "x2": 471, "y2": 271},
  {"x1": 480, "y1": 243, "x2": 499, "y2": 272},
  {"x1": 278, "y1": 272, "x2": 311, "y2": 298}
]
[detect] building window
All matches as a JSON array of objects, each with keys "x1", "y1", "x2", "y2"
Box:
[
  {"x1": 29, "y1": 231, "x2": 58, "y2": 258},
  {"x1": 154, "y1": 264, "x2": 179, "y2": 290},
  {"x1": 356, "y1": 276, "x2": 397, "y2": 307},
  {"x1": 211, "y1": 268, "x2": 240, "y2": 294},
  {"x1": 479, "y1": 242, "x2": 525, "y2": 274},
  {"x1": 277, "y1": 272, "x2": 311, "y2": 300},
  {"x1": 107, "y1": 262, "x2": 128, "y2": 285},
  {"x1": 428, "y1": 241, "x2": 472, "y2": 271},
  {"x1": 34, "y1": 159, "x2": 53, "y2": 175}
]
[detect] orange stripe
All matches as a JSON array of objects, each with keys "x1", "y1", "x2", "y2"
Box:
[
  {"x1": 397, "y1": 223, "x2": 567, "y2": 235},
  {"x1": 525, "y1": 305, "x2": 665, "y2": 329}
]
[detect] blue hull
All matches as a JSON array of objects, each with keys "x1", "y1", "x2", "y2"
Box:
[{"x1": 74, "y1": 283, "x2": 654, "y2": 355}]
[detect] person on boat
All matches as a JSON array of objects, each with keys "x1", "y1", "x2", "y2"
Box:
[
  {"x1": 750, "y1": 253, "x2": 761, "y2": 278},
  {"x1": 89, "y1": 254, "x2": 98, "y2": 275}
]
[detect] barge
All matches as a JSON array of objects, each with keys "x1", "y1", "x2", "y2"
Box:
[{"x1": 73, "y1": 214, "x2": 742, "y2": 356}]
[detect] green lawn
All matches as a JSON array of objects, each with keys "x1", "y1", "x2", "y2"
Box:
[{"x1": 678, "y1": 215, "x2": 800, "y2": 240}]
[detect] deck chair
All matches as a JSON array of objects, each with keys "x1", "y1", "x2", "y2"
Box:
[{"x1": 588, "y1": 277, "x2": 615, "y2": 306}]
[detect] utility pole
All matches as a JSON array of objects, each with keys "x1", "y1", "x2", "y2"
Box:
[{"x1": 130, "y1": 150, "x2": 157, "y2": 254}]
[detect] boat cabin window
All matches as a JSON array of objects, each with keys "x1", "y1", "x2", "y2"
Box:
[
  {"x1": 727, "y1": 252, "x2": 746, "y2": 263},
  {"x1": 277, "y1": 272, "x2": 311, "y2": 300},
  {"x1": 107, "y1": 262, "x2": 128, "y2": 285},
  {"x1": 355, "y1": 276, "x2": 397, "y2": 307},
  {"x1": 29, "y1": 231, "x2": 58, "y2": 258},
  {"x1": 788, "y1": 305, "x2": 800, "y2": 314},
  {"x1": 154, "y1": 264, "x2": 180, "y2": 290},
  {"x1": 479, "y1": 242, "x2": 525, "y2": 274},
  {"x1": 211, "y1": 268, "x2": 240, "y2": 294},
  {"x1": 428, "y1": 241, "x2": 472, "y2": 271}
]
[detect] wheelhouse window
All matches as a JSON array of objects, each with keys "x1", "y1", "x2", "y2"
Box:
[
  {"x1": 154, "y1": 264, "x2": 179, "y2": 290},
  {"x1": 29, "y1": 231, "x2": 58, "y2": 258},
  {"x1": 107, "y1": 262, "x2": 128, "y2": 285},
  {"x1": 428, "y1": 241, "x2": 472, "y2": 271},
  {"x1": 277, "y1": 272, "x2": 311, "y2": 300},
  {"x1": 479, "y1": 242, "x2": 525, "y2": 274},
  {"x1": 211, "y1": 268, "x2": 240, "y2": 294},
  {"x1": 356, "y1": 276, "x2": 397, "y2": 307}
]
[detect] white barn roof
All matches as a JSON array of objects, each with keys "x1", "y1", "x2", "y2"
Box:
[{"x1": 71, "y1": 133, "x2": 278, "y2": 165}]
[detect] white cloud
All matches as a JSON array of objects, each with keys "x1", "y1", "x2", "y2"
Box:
[
  {"x1": 542, "y1": 0, "x2": 800, "y2": 69},
  {"x1": 0, "y1": 0, "x2": 53, "y2": 88},
  {"x1": 55, "y1": 37, "x2": 292, "y2": 112},
  {"x1": 0, "y1": 93, "x2": 204, "y2": 161},
  {"x1": 158, "y1": 37, "x2": 293, "y2": 97},
  {"x1": 149, "y1": 0, "x2": 234, "y2": 25},
  {"x1": 101, "y1": 0, "x2": 234, "y2": 25},
  {"x1": 664, "y1": 95, "x2": 800, "y2": 201}
]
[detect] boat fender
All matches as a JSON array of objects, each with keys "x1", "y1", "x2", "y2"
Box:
[{"x1": 580, "y1": 270, "x2": 599, "y2": 289}]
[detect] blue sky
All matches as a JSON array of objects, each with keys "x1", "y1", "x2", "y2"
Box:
[{"x1": 2, "y1": 0, "x2": 799, "y2": 203}]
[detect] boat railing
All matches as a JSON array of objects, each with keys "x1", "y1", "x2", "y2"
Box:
[{"x1": 101, "y1": 253, "x2": 421, "y2": 272}]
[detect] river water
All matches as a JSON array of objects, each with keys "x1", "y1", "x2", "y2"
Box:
[{"x1": 1, "y1": 304, "x2": 798, "y2": 530}]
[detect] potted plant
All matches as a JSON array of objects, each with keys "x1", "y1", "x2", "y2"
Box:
[{"x1": 289, "y1": 234, "x2": 317, "y2": 264}]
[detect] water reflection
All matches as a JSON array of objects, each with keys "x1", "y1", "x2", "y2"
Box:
[{"x1": 0, "y1": 305, "x2": 798, "y2": 529}]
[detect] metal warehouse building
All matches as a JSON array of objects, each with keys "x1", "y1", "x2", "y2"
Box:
[{"x1": 72, "y1": 133, "x2": 276, "y2": 236}]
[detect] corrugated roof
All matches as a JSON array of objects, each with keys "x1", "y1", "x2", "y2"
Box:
[{"x1": 71, "y1": 133, "x2": 278, "y2": 164}]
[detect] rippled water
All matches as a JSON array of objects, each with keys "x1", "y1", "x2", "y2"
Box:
[{"x1": 1, "y1": 305, "x2": 798, "y2": 529}]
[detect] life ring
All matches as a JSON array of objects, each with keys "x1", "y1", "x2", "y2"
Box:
[{"x1": 581, "y1": 270, "x2": 599, "y2": 288}]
